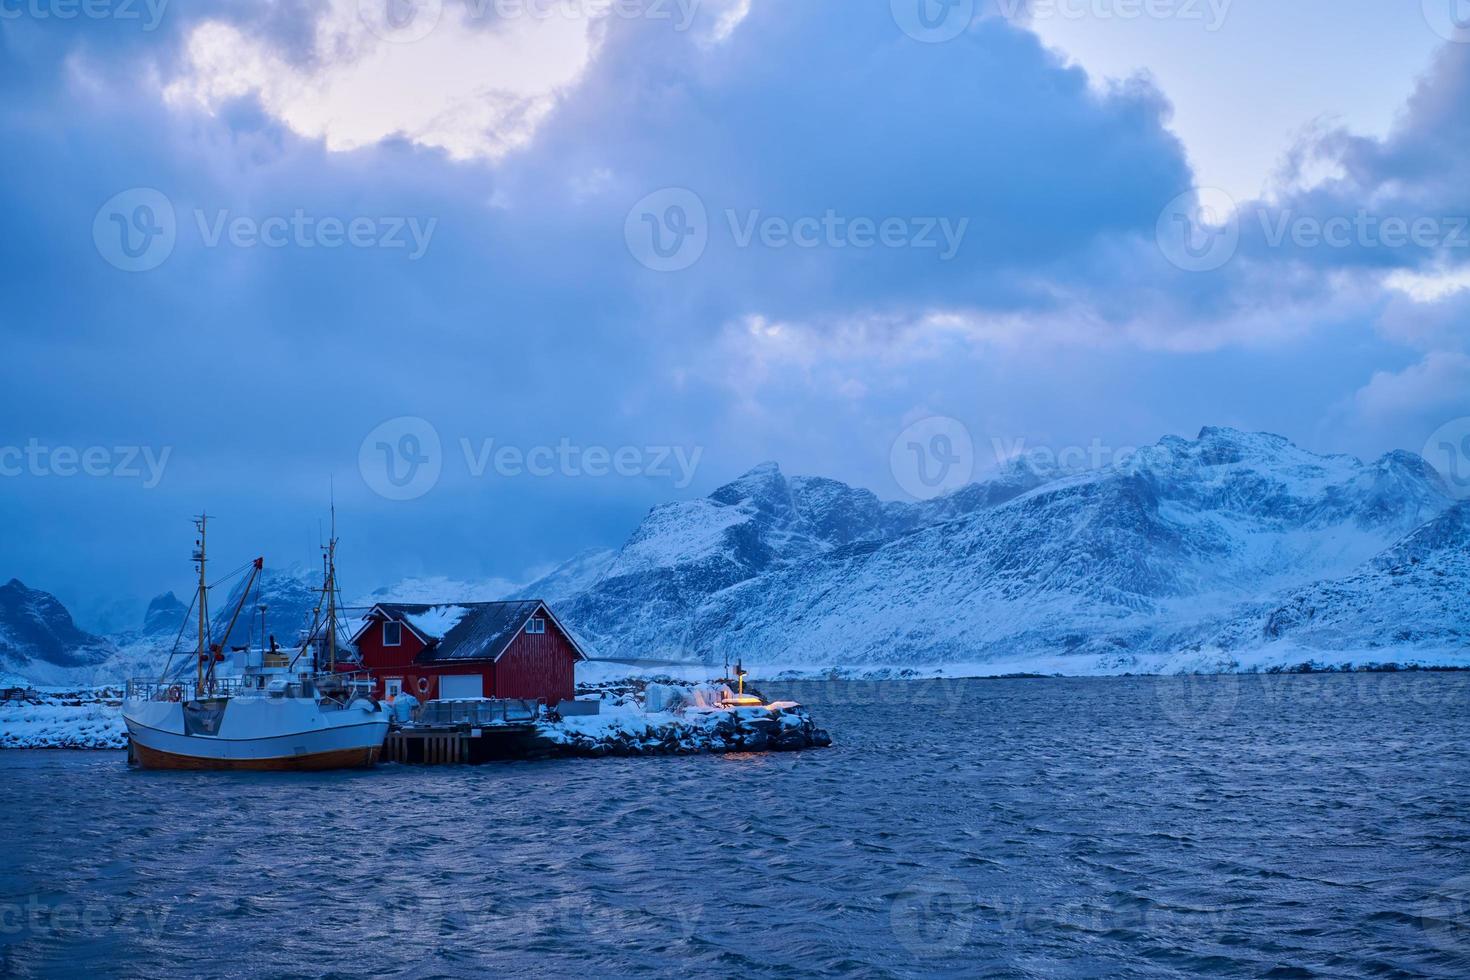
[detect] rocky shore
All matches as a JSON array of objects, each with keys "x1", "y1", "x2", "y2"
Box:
[
  {"x1": 0, "y1": 686, "x2": 126, "y2": 749},
  {"x1": 535, "y1": 681, "x2": 833, "y2": 757},
  {"x1": 0, "y1": 679, "x2": 835, "y2": 758}
]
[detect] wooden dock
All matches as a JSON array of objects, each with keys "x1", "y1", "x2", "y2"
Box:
[{"x1": 382, "y1": 723, "x2": 540, "y2": 765}]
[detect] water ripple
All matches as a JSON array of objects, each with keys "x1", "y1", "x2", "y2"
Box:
[{"x1": 2, "y1": 674, "x2": 1468, "y2": 977}]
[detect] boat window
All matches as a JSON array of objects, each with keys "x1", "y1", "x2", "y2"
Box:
[
  {"x1": 383, "y1": 621, "x2": 403, "y2": 646},
  {"x1": 526, "y1": 618, "x2": 546, "y2": 634}
]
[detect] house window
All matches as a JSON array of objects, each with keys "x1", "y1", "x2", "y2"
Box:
[
  {"x1": 526, "y1": 617, "x2": 546, "y2": 635},
  {"x1": 383, "y1": 621, "x2": 402, "y2": 647},
  {"x1": 384, "y1": 678, "x2": 403, "y2": 699}
]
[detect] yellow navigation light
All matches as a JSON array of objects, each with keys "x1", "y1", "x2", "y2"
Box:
[{"x1": 724, "y1": 659, "x2": 763, "y2": 707}]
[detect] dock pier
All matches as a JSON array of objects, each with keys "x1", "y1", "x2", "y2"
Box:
[
  {"x1": 381, "y1": 698, "x2": 545, "y2": 765},
  {"x1": 381, "y1": 723, "x2": 540, "y2": 765}
]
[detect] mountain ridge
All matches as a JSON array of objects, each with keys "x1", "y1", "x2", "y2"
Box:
[
  {"x1": 529, "y1": 426, "x2": 1467, "y2": 673},
  {"x1": 4, "y1": 427, "x2": 1466, "y2": 683},
  {"x1": 0, "y1": 578, "x2": 116, "y2": 685}
]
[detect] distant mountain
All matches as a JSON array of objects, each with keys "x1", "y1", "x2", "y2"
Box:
[
  {"x1": 363, "y1": 551, "x2": 619, "y2": 611},
  {"x1": 141, "y1": 591, "x2": 188, "y2": 639},
  {"x1": 8, "y1": 427, "x2": 1467, "y2": 684},
  {"x1": 74, "y1": 594, "x2": 147, "y2": 637},
  {"x1": 529, "y1": 427, "x2": 1469, "y2": 674},
  {"x1": 211, "y1": 565, "x2": 326, "y2": 652},
  {"x1": 511, "y1": 548, "x2": 616, "y2": 603},
  {"x1": 0, "y1": 579, "x2": 115, "y2": 685},
  {"x1": 365, "y1": 574, "x2": 526, "y2": 606}
]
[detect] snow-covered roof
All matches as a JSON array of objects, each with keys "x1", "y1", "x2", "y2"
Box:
[{"x1": 403, "y1": 605, "x2": 473, "y2": 641}]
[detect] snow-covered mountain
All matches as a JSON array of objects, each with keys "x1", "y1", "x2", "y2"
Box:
[
  {"x1": 139, "y1": 592, "x2": 187, "y2": 641},
  {"x1": 27, "y1": 570, "x2": 333, "y2": 688},
  {"x1": 0, "y1": 579, "x2": 115, "y2": 685},
  {"x1": 1211, "y1": 501, "x2": 1470, "y2": 654},
  {"x1": 6, "y1": 427, "x2": 1467, "y2": 684},
  {"x1": 364, "y1": 574, "x2": 526, "y2": 607},
  {"x1": 211, "y1": 565, "x2": 327, "y2": 652},
  {"x1": 511, "y1": 549, "x2": 617, "y2": 603},
  {"x1": 529, "y1": 427, "x2": 1469, "y2": 674},
  {"x1": 61, "y1": 591, "x2": 193, "y2": 689}
]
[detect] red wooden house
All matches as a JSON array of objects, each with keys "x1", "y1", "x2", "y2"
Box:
[{"x1": 349, "y1": 599, "x2": 587, "y2": 705}]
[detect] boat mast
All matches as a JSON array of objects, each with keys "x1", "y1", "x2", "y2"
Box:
[
  {"x1": 292, "y1": 499, "x2": 342, "y2": 675},
  {"x1": 194, "y1": 513, "x2": 209, "y2": 692},
  {"x1": 326, "y1": 500, "x2": 337, "y2": 673}
]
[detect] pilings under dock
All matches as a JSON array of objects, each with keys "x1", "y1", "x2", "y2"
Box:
[{"x1": 381, "y1": 724, "x2": 539, "y2": 765}]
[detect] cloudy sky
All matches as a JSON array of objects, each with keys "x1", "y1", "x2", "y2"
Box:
[{"x1": 2, "y1": 0, "x2": 1468, "y2": 628}]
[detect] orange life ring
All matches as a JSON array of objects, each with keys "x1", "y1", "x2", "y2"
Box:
[
  {"x1": 417, "y1": 677, "x2": 429, "y2": 694},
  {"x1": 166, "y1": 685, "x2": 183, "y2": 703}
]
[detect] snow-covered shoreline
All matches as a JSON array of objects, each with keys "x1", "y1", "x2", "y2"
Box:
[
  {"x1": 0, "y1": 687, "x2": 127, "y2": 749},
  {"x1": 538, "y1": 682, "x2": 831, "y2": 756},
  {"x1": 578, "y1": 644, "x2": 1470, "y2": 685},
  {"x1": 5, "y1": 658, "x2": 1466, "y2": 752}
]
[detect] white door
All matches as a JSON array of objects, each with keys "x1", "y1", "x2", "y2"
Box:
[{"x1": 438, "y1": 674, "x2": 482, "y2": 700}]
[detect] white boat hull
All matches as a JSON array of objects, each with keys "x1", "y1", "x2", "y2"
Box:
[{"x1": 123, "y1": 695, "x2": 389, "y2": 771}]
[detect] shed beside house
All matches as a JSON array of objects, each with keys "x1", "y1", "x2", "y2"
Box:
[{"x1": 351, "y1": 600, "x2": 586, "y2": 705}]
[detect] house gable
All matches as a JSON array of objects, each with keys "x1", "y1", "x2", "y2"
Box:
[
  {"x1": 354, "y1": 606, "x2": 429, "y2": 671},
  {"x1": 351, "y1": 599, "x2": 585, "y2": 704}
]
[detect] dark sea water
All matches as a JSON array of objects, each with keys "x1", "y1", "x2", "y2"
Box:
[{"x1": 3, "y1": 674, "x2": 1470, "y2": 978}]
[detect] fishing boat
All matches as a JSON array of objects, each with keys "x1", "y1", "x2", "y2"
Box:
[{"x1": 122, "y1": 513, "x2": 389, "y2": 770}]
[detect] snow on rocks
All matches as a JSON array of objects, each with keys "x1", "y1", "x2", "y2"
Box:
[
  {"x1": 0, "y1": 678, "x2": 838, "y2": 757},
  {"x1": 537, "y1": 680, "x2": 832, "y2": 758},
  {"x1": 0, "y1": 687, "x2": 125, "y2": 749}
]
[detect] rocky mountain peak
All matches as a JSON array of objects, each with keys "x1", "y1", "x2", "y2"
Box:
[
  {"x1": 549, "y1": 427, "x2": 1468, "y2": 670},
  {"x1": 0, "y1": 579, "x2": 113, "y2": 677},
  {"x1": 708, "y1": 462, "x2": 791, "y2": 512},
  {"x1": 1196, "y1": 425, "x2": 1290, "y2": 446},
  {"x1": 142, "y1": 591, "x2": 187, "y2": 637}
]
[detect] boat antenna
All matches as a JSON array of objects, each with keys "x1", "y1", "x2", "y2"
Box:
[
  {"x1": 194, "y1": 513, "x2": 209, "y2": 694},
  {"x1": 258, "y1": 603, "x2": 269, "y2": 665}
]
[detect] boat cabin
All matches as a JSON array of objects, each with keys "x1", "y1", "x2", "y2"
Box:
[{"x1": 350, "y1": 599, "x2": 586, "y2": 705}]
